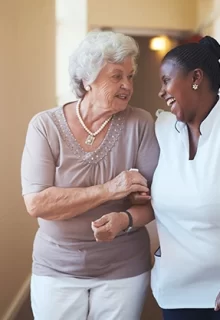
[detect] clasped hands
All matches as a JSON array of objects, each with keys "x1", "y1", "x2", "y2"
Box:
[{"x1": 91, "y1": 169, "x2": 150, "y2": 242}]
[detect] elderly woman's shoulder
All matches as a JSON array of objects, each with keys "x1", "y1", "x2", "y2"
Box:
[
  {"x1": 127, "y1": 105, "x2": 154, "y2": 124},
  {"x1": 28, "y1": 106, "x2": 61, "y2": 129}
]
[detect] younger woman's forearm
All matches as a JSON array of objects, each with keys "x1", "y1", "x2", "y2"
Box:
[{"x1": 124, "y1": 202, "x2": 155, "y2": 229}]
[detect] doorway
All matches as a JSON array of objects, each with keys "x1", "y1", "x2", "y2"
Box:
[{"x1": 130, "y1": 35, "x2": 177, "y2": 118}]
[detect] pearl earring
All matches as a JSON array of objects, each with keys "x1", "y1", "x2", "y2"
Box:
[
  {"x1": 85, "y1": 85, "x2": 91, "y2": 91},
  {"x1": 192, "y1": 84, "x2": 198, "y2": 90}
]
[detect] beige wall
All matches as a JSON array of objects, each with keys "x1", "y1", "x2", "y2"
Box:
[
  {"x1": 0, "y1": 1, "x2": 55, "y2": 318},
  {"x1": 88, "y1": 0, "x2": 197, "y2": 31}
]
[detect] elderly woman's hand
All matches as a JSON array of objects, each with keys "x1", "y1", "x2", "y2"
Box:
[
  {"x1": 215, "y1": 292, "x2": 220, "y2": 311},
  {"x1": 105, "y1": 170, "x2": 149, "y2": 200},
  {"x1": 91, "y1": 212, "x2": 128, "y2": 242}
]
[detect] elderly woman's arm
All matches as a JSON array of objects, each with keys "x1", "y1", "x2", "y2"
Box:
[
  {"x1": 22, "y1": 118, "x2": 149, "y2": 221},
  {"x1": 91, "y1": 110, "x2": 158, "y2": 241},
  {"x1": 91, "y1": 203, "x2": 154, "y2": 242},
  {"x1": 24, "y1": 185, "x2": 108, "y2": 220},
  {"x1": 24, "y1": 170, "x2": 149, "y2": 220}
]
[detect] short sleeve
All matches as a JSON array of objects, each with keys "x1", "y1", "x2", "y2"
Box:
[
  {"x1": 155, "y1": 110, "x2": 176, "y2": 140},
  {"x1": 21, "y1": 117, "x2": 55, "y2": 195},
  {"x1": 135, "y1": 112, "x2": 160, "y2": 185}
]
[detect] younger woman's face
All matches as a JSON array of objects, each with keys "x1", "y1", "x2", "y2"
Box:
[{"x1": 158, "y1": 59, "x2": 199, "y2": 123}]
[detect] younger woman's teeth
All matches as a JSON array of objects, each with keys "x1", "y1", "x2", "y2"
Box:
[{"x1": 167, "y1": 98, "x2": 176, "y2": 107}]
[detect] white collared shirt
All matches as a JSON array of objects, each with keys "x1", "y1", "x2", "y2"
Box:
[{"x1": 151, "y1": 101, "x2": 220, "y2": 308}]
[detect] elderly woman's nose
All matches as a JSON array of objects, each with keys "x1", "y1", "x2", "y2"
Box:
[{"x1": 121, "y1": 78, "x2": 132, "y2": 90}]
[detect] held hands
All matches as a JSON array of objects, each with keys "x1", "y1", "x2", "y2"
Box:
[
  {"x1": 105, "y1": 170, "x2": 150, "y2": 200},
  {"x1": 91, "y1": 212, "x2": 129, "y2": 242},
  {"x1": 129, "y1": 191, "x2": 151, "y2": 205},
  {"x1": 128, "y1": 168, "x2": 151, "y2": 204},
  {"x1": 93, "y1": 169, "x2": 149, "y2": 242},
  {"x1": 215, "y1": 292, "x2": 220, "y2": 311}
]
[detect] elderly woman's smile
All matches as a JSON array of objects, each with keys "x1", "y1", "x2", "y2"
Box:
[{"x1": 115, "y1": 92, "x2": 130, "y2": 100}]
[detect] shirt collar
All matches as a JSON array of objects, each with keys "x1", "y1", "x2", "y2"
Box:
[{"x1": 175, "y1": 96, "x2": 220, "y2": 136}]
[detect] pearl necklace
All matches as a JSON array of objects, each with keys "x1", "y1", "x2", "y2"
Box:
[{"x1": 76, "y1": 99, "x2": 113, "y2": 145}]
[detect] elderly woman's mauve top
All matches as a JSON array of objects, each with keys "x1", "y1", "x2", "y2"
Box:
[{"x1": 21, "y1": 104, "x2": 159, "y2": 280}]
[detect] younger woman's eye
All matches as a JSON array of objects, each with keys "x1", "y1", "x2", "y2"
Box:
[{"x1": 163, "y1": 78, "x2": 169, "y2": 85}]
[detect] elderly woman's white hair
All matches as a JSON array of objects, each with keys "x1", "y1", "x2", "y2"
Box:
[{"x1": 69, "y1": 31, "x2": 139, "y2": 98}]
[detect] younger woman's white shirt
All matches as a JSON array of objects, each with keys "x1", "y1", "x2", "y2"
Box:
[{"x1": 151, "y1": 102, "x2": 220, "y2": 309}]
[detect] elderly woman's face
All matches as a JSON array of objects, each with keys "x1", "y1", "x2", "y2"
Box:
[{"x1": 91, "y1": 56, "x2": 134, "y2": 112}]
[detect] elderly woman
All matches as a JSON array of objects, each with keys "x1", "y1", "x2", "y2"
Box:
[
  {"x1": 21, "y1": 31, "x2": 159, "y2": 320},
  {"x1": 151, "y1": 36, "x2": 220, "y2": 320}
]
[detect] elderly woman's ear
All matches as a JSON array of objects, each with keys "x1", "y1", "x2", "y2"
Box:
[
  {"x1": 85, "y1": 85, "x2": 91, "y2": 92},
  {"x1": 83, "y1": 81, "x2": 91, "y2": 92}
]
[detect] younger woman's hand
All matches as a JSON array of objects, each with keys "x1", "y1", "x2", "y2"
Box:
[{"x1": 129, "y1": 191, "x2": 151, "y2": 205}]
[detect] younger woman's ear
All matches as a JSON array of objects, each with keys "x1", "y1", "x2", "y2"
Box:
[{"x1": 192, "y1": 68, "x2": 203, "y2": 86}]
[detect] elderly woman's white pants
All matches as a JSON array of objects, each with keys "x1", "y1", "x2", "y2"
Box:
[{"x1": 31, "y1": 271, "x2": 150, "y2": 320}]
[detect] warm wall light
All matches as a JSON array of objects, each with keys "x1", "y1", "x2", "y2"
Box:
[{"x1": 149, "y1": 36, "x2": 169, "y2": 51}]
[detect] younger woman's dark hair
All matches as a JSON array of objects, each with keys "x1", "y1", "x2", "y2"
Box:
[{"x1": 162, "y1": 36, "x2": 220, "y2": 94}]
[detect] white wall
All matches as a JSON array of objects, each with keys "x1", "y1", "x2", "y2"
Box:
[
  {"x1": 56, "y1": 0, "x2": 88, "y2": 105},
  {"x1": 196, "y1": 0, "x2": 220, "y2": 38},
  {"x1": 213, "y1": 0, "x2": 220, "y2": 41}
]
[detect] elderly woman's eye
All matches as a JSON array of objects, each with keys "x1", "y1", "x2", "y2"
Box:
[
  {"x1": 112, "y1": 74, "x2": 122, "y2": 80},
  {"x1": 128, "y1": 74, "x2": 134, "y2": 80}
]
